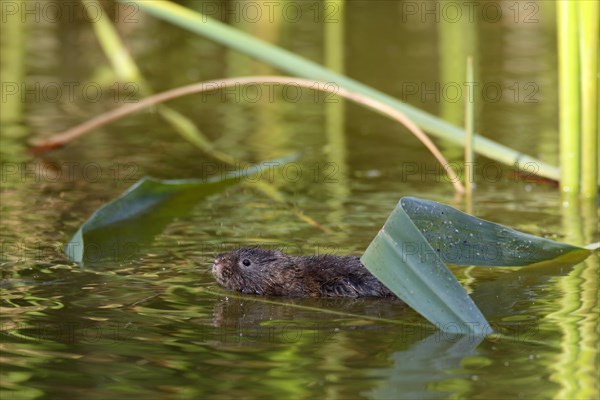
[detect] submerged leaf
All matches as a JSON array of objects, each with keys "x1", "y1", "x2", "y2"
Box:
[
  {"x1": 361, "y1": 197, "x2": 590, "y2": 337},
  {"x1": 65, "y1": 155, "x2": 298, "y2": 264}
]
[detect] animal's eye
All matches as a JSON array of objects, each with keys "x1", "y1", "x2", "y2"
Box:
[{"x1": 242, "y1": 259, "x2": 251, "y2": 266}]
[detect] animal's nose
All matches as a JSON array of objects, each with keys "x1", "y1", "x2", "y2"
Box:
[{"x1": 212, "y1": 259, "x2": 221, "y2": 273}]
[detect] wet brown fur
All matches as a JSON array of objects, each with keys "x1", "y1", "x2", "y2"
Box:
[{"x1": 212, "y1": 248, "x2": 395, "y2": 298}]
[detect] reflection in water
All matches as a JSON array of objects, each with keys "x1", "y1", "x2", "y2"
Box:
[
  {"x1": 547, "y1": 198, "x2": 599, "y2": 399},
  {"x1": 366, "y1": 333, "x2": 483, "y2": 399},
  {"x1": 471, "y1": 258, "x2": 580, "y2": 319}
]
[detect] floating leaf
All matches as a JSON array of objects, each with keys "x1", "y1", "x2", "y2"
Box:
[
  {"x1": 65, "y1": 155, "x2": 299, "y2": 264},
  {"x1": 361, "y1": 197, "x2": 591, "y2": 337}
]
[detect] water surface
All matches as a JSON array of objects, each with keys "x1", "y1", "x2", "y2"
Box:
[{"x1": 1, "y1": 1, "x2": 597, "y2": 399}]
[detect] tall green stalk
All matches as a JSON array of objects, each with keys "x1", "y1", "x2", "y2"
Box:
[
  {"x1": 579, "y1": 0, "x2": 599, "y2": 198},
  {"x1": 324, "y1": 0, "x2": 350, "y2": 231},
  {"x1": 0, "y1": 0, "x2": 26, "y2": 126},
  {"x1": 557, "y1": 0, "x2": 581, "y2": 194},
  {"x1": 119, "y1": 0, "x2": 561, "y2": 182},
  {"x1": 0, "y1": 0, "x2": 28, "y2": 164},
  {"x1": 464, "y1": 57, "x2": 475, "y2": 199},
  {"x1": 438, "y1": 3, "x2": 476, "y2": 151}
]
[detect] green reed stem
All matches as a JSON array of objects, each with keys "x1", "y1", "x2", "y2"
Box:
[
  {"x1": 464, "y1": 56, "x2": 475, "y2": 198},
  {"x1": 557, "y1": 0, "x2": 581, "y2": 194},
  {"x1": 578, "y1": 0, "x2": 599, "y2": 198}
]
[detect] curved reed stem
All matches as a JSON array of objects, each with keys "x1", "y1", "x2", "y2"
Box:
[{"x1": 32, "y1": 76, "x2": 465, "y2": 193}]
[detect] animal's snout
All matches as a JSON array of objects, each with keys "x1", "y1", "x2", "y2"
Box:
[{"x1": 212, "y1": 258, "x2": 223, "y2": 275}]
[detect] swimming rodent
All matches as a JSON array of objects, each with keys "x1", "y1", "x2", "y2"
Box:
[{"x1": 212, "y1": 247, "x2": 396, "y2": 297}]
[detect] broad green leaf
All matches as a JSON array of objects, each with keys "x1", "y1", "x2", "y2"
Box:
[
  {"x1": 65, "y1": 155, "x2": 298, "y2": 264},
  {"x1": 401, "y1": 197, "x2": 590, "y2": 267},
  {"x1": 361, "y1": 197, "x2": 591, "y2": 337}
]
